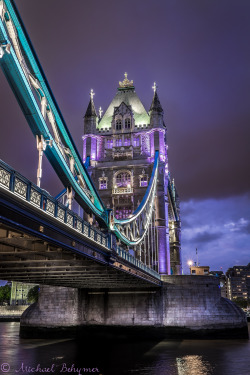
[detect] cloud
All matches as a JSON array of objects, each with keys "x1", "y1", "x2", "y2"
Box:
[
  {"x1": 224, "y1": 218, "x2": 249, "y2": 232},
  {"x1": 181, "y1": 195, "x2": 250, "y2": 274},
  {"x1": 191, "y1": 231, "x2": 223, "y2": 244}
]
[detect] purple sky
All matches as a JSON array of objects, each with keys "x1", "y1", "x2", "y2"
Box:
[{"x1": 0, "y1": 0, "x2": 249, "y2": 274}]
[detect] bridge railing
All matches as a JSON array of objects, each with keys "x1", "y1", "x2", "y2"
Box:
[
  {"x1": 116, "y1": 246, "x2": 161, "y2": 279},
  {"x1": 0, "y1": 159, "x2": 161, "y2": 280},
  {"x1": 0, "y1": 159, "x2": 108, "y2": 248}
]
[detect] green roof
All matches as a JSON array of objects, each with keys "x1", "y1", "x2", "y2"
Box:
[{"x1": 97, "y1": 89, "x2": 150, "y2": 129}]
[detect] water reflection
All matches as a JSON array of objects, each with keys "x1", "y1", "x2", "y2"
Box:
[
  {"x1": 0, "y1": 323, "x2": 249, "y2": 375},
  {"x1": 176, "y1": 355, "x2": 213, "y2": 375}
]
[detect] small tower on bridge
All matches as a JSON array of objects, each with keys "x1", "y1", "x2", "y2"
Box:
[{"x1": 82, "y1": 74, "x2": 181, "y2": 275}]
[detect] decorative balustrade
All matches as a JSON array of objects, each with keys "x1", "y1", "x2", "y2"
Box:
[
  {"x1": 0, "y1": 160, "x2": 108, "y2": 249},
  {"x1": 112, "y1": 187, "x2": 133, "y2": 195}
]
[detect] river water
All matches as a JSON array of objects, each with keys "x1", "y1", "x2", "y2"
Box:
[{"x1": 0, "y1": 322, "x2": 249, "y2": 375}]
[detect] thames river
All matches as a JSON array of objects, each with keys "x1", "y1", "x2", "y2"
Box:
[{"x1": 0, "y1": 322, "x2": 249, "y2": 375}]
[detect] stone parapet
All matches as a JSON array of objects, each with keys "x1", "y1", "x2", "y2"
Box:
[{"x1": 0, "y1": 305, "x2": 28, "y2": 320}]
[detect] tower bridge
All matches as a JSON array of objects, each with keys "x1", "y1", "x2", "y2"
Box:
[{"x1": 0, "y1": 0, "x2": 247, "y2": 339}]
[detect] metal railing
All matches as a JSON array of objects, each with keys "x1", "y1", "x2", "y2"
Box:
[
  {"x1": 116, "y1": 247, "x2": 161, "y2": 279},
  {"x1": 0, "y1": 160, "x2": 108, "y2": 247}
]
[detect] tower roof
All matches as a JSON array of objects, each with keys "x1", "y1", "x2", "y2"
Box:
[
  {"x1": 84, "y1": 89, "x2": 97, "y2": 117},
  {"x1": 98, "y1": 74, "x2": 150, "y2": 129}
]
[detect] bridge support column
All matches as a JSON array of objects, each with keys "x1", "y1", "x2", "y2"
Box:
[
  {"x1": 20, "y1": 285, "x2": 83, "y2": 338},
  {"x1": 20, "y1": 277, "x2": 248, "y2": 339}
]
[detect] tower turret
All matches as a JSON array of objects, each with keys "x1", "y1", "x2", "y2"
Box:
[
  {"x1": 84, "y1": 89, "x2": 97, "y2": 132},
  {"x1": 83, "y1": 89, "x2": 98, "y2": 162},
  {"x1": 149, "y1": 83, "x2": 164, "y2": 128}
]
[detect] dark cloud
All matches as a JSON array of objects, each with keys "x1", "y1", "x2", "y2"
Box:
[
  {"x1": 191, "y1": 231, "x2": 223, "y2": 244},
  {"x1": 242, "y1": 223, "x2": 250, "y2": 235}
]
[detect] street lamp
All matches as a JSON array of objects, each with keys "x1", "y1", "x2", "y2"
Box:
[{"x1": 187, "y1": 260, "x2": 193, "y2": 275}]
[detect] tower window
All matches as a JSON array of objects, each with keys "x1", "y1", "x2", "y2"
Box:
[
  {"x1": 115, "y1": 206, "x2": 132, "y2": 219},
  {"x1": 116, "y1": 138, "x2": 122, "y2": 147},
  {"x1": 106, "y1": 139, "x2": 113, "y2": 149},
  {"x1": 133, "y1": 136, "x2": 140, "y2": 147},
  {"x1": 116, "y1": 119, "x2": 122, "y2": 130},
  {"x1": 139, "y1": 175, "x2": 148, "y2": 187},
  {"x1": 125, "y1": 118, "x2": 131, "y2": 129},
  {"x1": 116, "y1": 172, "x2": 131, "y2": 187},
  {"x1": 124, "y1": 137, "x2": 131, "y2": 146},
  {"x1": 99, "y1": 177, "x2": 107, "y2": 190}
]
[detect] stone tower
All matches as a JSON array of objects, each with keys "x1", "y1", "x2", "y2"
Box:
[{"x1": 82, "y1": 74, "x2": 181, "y2": 275}]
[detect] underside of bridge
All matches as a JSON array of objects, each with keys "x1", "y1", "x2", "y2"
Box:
[{"x1": 0, "y1": 222, "x2": 160, "y2": 289}]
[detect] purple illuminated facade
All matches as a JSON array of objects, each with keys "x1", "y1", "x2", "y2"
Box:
[{"x1": 82, "y1": 75, "x2": 181, "y2": 275}]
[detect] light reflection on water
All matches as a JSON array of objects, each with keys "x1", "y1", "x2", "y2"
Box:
[
  {"x1": 176, "y1": 355, "x2": 213, "y2": 375},
  {"x1": 0, "y1": 322, "x2": 249, "y2": 375}
]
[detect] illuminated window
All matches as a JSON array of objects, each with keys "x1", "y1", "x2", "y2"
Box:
[
  {"x1": 116, "y1": 119, "x2": 122, "y2": 130},
  {"x1": 133, "y1": 136, "x2": 140, "y2": 147},
  {"x1": 116, "y1": 138, "x2": 122, "y2": 147},
  {"x1": 115, "y1": 206, "x2": 132, "y2": 219},
  {"x1": 140, "y1": 175, "x2": 148, "y2": 187},
  {"x1": 99, "y1": 178, "x2": 107, "y2": 190},
  {"x1": 124, "y1": 137, "x2": 131, "y2": 146},
  {"x1": 125, "y1": 118, "x2": 131, "y2": 129},
  {"x1": 106, "y1": 139, "x2": 113, "y2": 149},
  {"x1": 116, "y1": 172, "x2": 131, "y2": 187}
]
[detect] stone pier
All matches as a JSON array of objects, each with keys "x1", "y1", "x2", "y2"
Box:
[{"x1": 20, "y1": 276, "x2": 248, "y2": 339}]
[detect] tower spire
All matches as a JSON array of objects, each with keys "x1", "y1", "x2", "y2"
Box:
[
  {"x1": 84, "y1": 89, "x2": 97, "y2": 117},
  {"x1": 150, "y1": 83, "x2": 163, "y2": 113}
]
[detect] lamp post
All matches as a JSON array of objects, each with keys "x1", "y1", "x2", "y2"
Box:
[{"x1": 187, "y1": 260, "x2": 193, "y2": 275}]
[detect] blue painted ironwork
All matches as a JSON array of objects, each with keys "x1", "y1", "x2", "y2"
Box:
[{"x1": 0, "y1": 0, "x2": 106, "y2": 220}]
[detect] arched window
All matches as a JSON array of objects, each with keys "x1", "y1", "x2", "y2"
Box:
[
  {"x1": 139, "y1": 175, "x2": 148, "y2": 187},
  {"x1": 106, "y1": 139, "x2": 113, "y2": 149},
  {"x1": 124, "y1": 136, "x2": 131, "y2": 146},
  {"x1": 116, "y1": 171, "x2": 131, "y2": 187},
  {"x1": 125, "y1": 118, "x2": 131, "y2": 129},
  {"x1": 133, "y1": 136, "x2": 140, "y2": 147},
  {"x1": 99, "y1": 177, "x2": 107, "y2": 190},
  {"x1": 116, "y1": 138, "x2": 122, "y2": 147},
  {"x1": 116, "y1": 119, "x2": 122, "y2": 130}
]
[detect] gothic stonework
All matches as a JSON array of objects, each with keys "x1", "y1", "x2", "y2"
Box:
[{"x1": 82, "y1": 75, "x2": 182, "y2": 275}]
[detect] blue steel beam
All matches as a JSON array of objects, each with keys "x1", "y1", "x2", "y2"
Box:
[{"x1": 0, "y1": 0, "x2": 107, "y2": 222}]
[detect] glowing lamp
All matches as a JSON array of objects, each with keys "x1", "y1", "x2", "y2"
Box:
[{"x1": 187, "y1": 260, "x2": 193, "y2": 267}]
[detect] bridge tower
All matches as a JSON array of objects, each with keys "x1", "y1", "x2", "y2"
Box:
[{"x1": 83, "y1": 75, "x2": 181, "y2": 275}]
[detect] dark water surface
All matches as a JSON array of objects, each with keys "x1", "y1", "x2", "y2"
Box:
[{"x1": 0, "y1": 322, "x2": 249, "y2": 375}]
